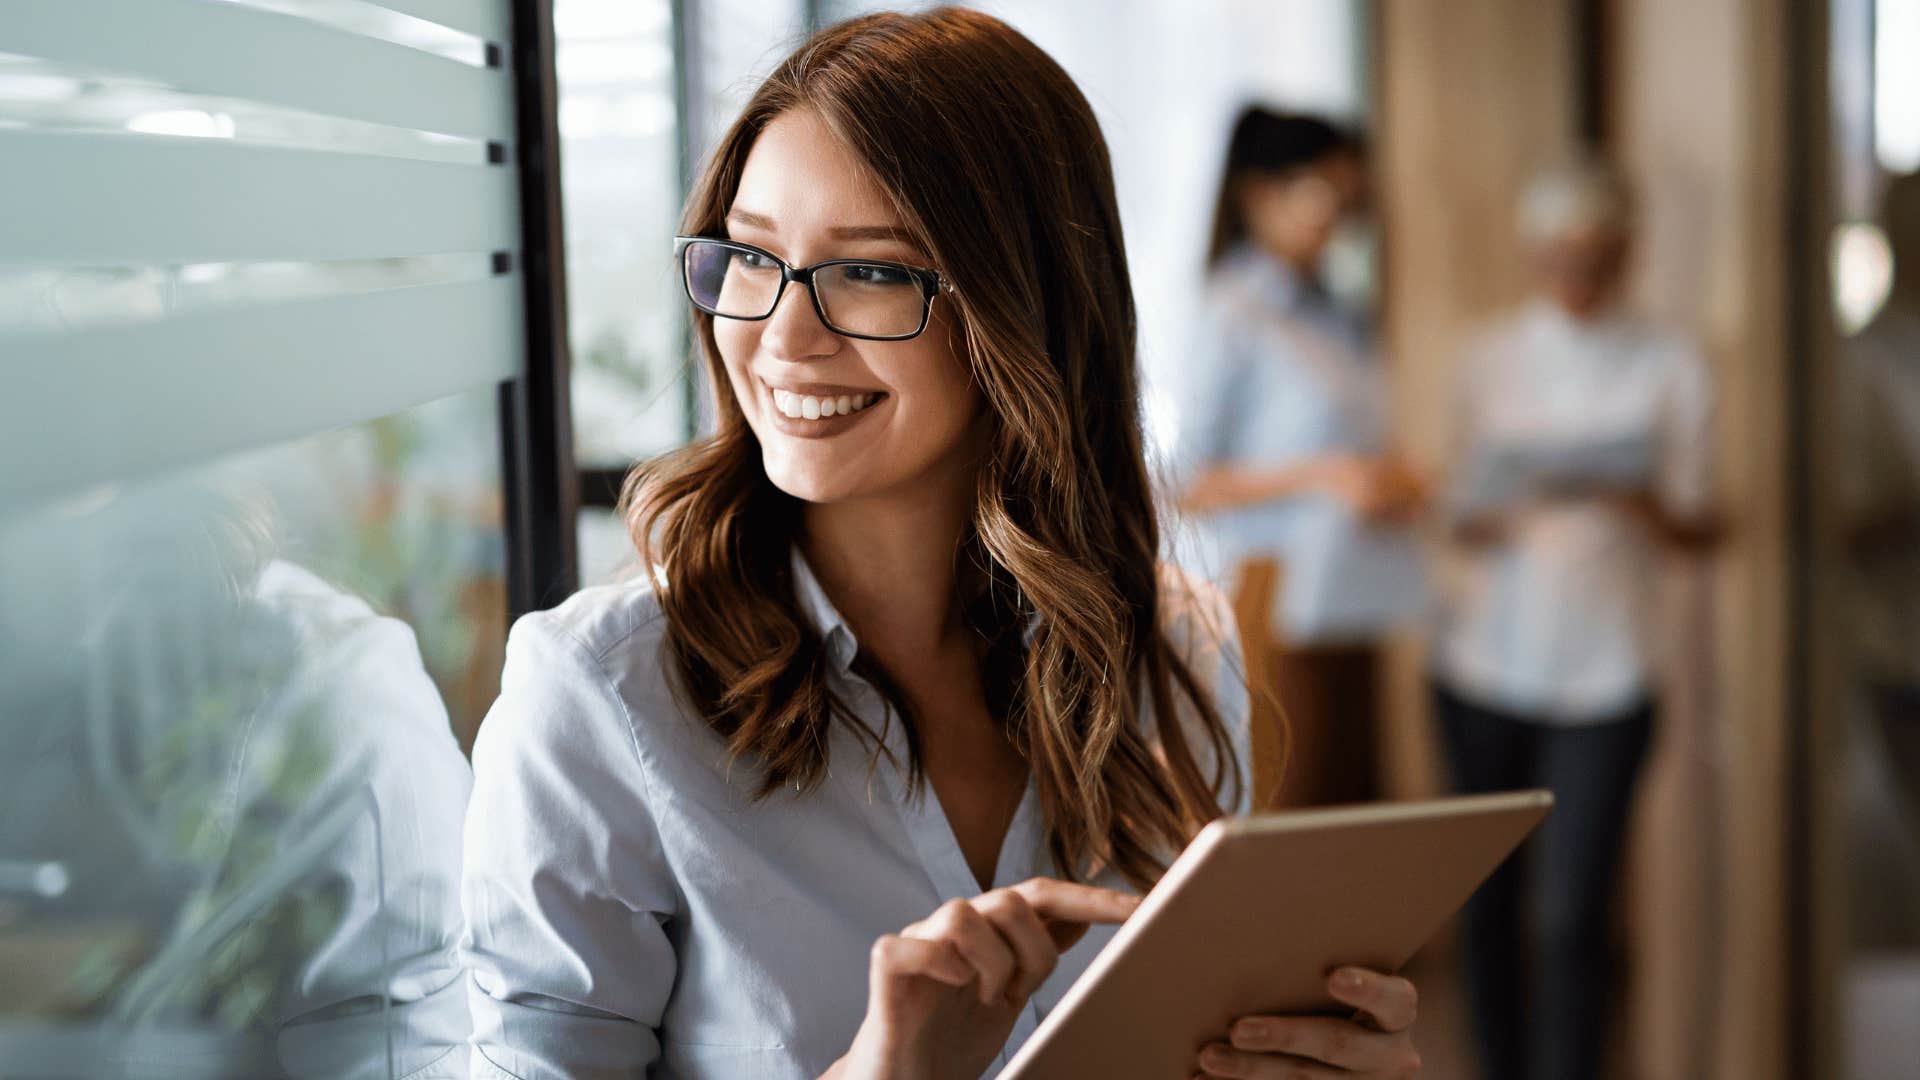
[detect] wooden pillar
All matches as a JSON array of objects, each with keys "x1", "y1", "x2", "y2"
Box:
[{"x1": 1611, "y1": 0, "x2": 1792, "y2": 1076}]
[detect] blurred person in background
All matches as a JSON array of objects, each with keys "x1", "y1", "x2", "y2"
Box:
[
  {"x1": 1431, "y1": 157, "x2": 1717, "y2": 1080},
  {"x1": 1178, "y1": 107, "x2": 1425, "y2": 808},
  {"x1": 0, "y1": 479, "x2": 472, "y2": 1079}
]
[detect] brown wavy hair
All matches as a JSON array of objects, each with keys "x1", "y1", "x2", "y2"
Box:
[{"x1": 620, "y1": 7, "x2": 1242, "y2": 890}]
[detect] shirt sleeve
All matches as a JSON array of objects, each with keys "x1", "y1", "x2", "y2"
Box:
[
  {"x1": 1210, "y1": 600, "x2": 1256, "y2": 817},
  {"x1": 460, "y1": 613, "x2": 679, "y2": 1080},
  {"x1": 1437, "y1": 340, "x2": 1493, "y2": 524},
  {"x1": 1156, "y1": 566, "x2": 1255, "y2": 816},
  {"x1": 1169, "y1": 299, "x2": 1257, "y2": 482},
  {"x1": 1655, "y1": 341, "x2": 1716, "y2": 519}
]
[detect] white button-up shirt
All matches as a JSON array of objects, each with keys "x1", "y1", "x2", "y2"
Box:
[
  {"x1": 459, "y1": 553, "x2": 1250, "y2": 1079},
  {"x1": 1433, "y1": 302, "x2": 1714, "y2": 720}
]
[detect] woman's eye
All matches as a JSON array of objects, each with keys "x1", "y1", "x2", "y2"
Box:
[
  {"x1": 841, "y1": 264, "x2": 915, "y2": 287},
  {"x1": 737, "y1": 251, "x2": 779, "y2": 271}
]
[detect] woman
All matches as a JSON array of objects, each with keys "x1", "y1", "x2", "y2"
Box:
[
  {"x1": 1178, "y1": 109, "x2": 1424, "y2": 808},
  {"x1": 460, "y1": 10, "x2": 1421, "y2": 1080},
  {"x1": 1432, "y1": 158, "x2": 1715, "y2": 1080}
]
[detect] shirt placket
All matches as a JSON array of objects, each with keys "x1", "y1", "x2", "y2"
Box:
[{"x1": 868, "y1": 705, "x2": 1048, "y2": 1076}]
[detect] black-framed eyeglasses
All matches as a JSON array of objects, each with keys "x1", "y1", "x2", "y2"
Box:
[{"x1": 674, "y1": 236, "x2": 951, "y2": 342}]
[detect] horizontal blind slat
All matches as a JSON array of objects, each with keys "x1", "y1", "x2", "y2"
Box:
[
  {"x1": 376, "y1": 0, "x2": 513, "y2": 44},
  {"x1": 0, "y1": 131, "x2": 519, "y2": 266},
  {"x1": 1, "y1": 276, "x2": 526, "y2": 508},
  {"x1": 3, "y1": 0, "x2": 515, "y2": 140}
]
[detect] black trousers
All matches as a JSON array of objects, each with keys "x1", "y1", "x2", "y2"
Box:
[{"x1": 1432, "y1": 683, "x2": 1654, "y2": 1080}]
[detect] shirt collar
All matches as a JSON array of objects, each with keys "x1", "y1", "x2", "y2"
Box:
[
  {"x1": 788, "y1": 547, "x2": 1043, "y2": 674},
  {"x1": 790, "y1": 547, "x2": 860, "y2": 674},
  {"x1": 1527, "y1": 296, "x2": 1630, "y2": 342}
]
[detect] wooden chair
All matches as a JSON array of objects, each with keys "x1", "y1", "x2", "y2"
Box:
[{"x1": 1229, "y1": 556, "x2": 1288, "y2": 810}]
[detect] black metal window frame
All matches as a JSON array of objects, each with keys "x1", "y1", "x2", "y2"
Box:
[{"x1": 502, "y1": 0, "x2": 578, "y2": 618}]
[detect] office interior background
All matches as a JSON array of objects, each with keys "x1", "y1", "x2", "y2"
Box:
[{"x1": 1, "y1": 0, "x2": 1917, "y2": 1077}]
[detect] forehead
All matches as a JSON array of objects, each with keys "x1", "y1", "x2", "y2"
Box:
[{"x1": 731, "y1": 108, "x2": 899, "y2": 228}]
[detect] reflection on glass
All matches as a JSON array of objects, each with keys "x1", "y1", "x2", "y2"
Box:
[
  {"x1": 0, "y1": 54, "x2": 489, "y2": 164},
  {"x1": 0, "y1": 388, "x2": 502, "y2": 1077},
  {"x1": 0, "y1": 255, "x2": 497, "y2": 337},
  {"x1": 207, "y1": 0, "x2": 491, "y2": 66}
]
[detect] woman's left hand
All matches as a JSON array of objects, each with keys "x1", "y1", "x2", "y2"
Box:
[{"x1": 1193, "y1": 967, "x2": 1421, "y2": 1078}]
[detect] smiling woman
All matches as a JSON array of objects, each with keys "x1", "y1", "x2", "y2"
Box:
[{"x1": 458, "y1": 8, "x2": 1421, "y2": 1080}]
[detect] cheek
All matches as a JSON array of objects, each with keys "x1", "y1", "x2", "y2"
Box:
[
  {"x1": 894, "y1": 375, "x2": 977, "y2": 459},
  {"x1": 713, "y1": 323, "x2": 761, "y2": 408},
  {"x1": 886, "y1": 326, "x2": 979, "y2": 442}
]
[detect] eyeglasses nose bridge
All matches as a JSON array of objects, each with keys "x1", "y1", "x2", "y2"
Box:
[
  {"x1": 762, "y1": 263, "x2": 835, "y2": 339},
  {"x1": 760, "y1": 259, "x2": 823, "y2": 314}
]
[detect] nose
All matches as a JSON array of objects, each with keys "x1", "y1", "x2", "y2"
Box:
[{"x1": 759, "y1": 276, "x2": 840, "y2": 363}]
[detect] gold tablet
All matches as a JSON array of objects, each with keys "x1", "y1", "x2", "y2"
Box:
[{"x1": 1000, "y1": 790, "x2": 1554, "y2": 1079}]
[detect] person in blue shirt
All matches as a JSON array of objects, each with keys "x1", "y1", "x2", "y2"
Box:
[{"x1": 1177, "y1": 108, "x2": 1426, "y2": 809}]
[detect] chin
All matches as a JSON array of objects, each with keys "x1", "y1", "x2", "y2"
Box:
[{"x1": 761, "y1": 451, "x2": 869, "y2": 505}]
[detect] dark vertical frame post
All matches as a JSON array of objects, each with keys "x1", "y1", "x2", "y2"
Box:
[
  {"x1": 1573, "y1": 0, "x2": 1610, "y2": 144},
  {"x1": 1783, "y1": 0, "x2": 1832, "y2": 1073},
  {"x1": 503, "y1": 0, "x2": 579, "y2": 616}
]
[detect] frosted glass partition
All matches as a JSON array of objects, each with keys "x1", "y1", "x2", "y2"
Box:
[
  {"x1": 0, "y1": 0, "x2": 524, "y2": 511},
  {"x1": 0, "y1": 3, "x2": 518, "y2": 1077}
]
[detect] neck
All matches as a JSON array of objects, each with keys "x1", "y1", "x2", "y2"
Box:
[
  {"x1": 799, "y1": 447, "x2": 980, "y2": 661},
  {"x1": 1262, "y1": 242, "x2": 1319, "y2": 285},
  {"x1": 1550, "y1": 294, "x2": 1617, "y2": 324}
]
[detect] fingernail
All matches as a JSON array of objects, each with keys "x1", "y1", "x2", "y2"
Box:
[
  {"x1": 1336, "y1": 968, "x2": 1366, "y2": 991},
  {"x1": 1230, "y1": 1018, "x2": 1267, "y2": 1045},
  {"x1": 1199, "y1": 1044, "x2": 1231, "y2": 1070}
]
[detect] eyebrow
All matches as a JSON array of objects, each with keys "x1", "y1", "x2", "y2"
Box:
[{"x1": 725, "y1": 209, "x2": 919, "y2": 246}]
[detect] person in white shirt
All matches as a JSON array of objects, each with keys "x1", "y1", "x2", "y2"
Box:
[
  {"x1": 1177, "y1": 109, "x2": 1426, "y2": 809},
  {"x1": 459, "y1": 10, "x2": 1422, "y2": 1080},
  {"x1": 1431, "y1": 158, "x2": 1716, "y2": 1080}
]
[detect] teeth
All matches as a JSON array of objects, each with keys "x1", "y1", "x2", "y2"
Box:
[{"x1": 769, "y1": 386, "x2": 883, "y2": 421}]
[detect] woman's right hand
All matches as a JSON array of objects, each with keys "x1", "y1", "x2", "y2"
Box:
[{"x1": 823, "y1": 878, "x2": 1141, "y2": 1080}]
